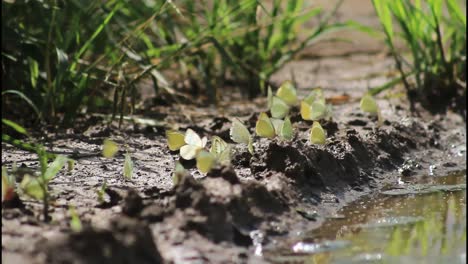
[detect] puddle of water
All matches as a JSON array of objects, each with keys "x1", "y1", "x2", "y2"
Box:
[{"x1": 264, "y1": 170, "x2": 466, "y2": 264}]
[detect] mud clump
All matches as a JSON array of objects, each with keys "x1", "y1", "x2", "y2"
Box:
[
  {"x1": 142, "y1": 166, "x2": 288, "y2": 246},
  {"x1": 122, "y1": 189, "x2": 144, "y2": 217},
  {"x1": 40, "y1": 217, "x2": 163, "y2": 264}
]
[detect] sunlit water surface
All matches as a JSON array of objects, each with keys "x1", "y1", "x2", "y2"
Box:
[{"x1": 264, "y1": 170, "x2": 466, "y2": 264}]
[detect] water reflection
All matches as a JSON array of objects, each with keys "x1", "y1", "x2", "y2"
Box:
[{"x1": 264, "y1": 170, "x2": 466, "y2": 264}]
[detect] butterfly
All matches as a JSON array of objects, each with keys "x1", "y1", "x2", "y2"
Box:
[
  {"x1": 209, "y1": 136, "x2": 232, "y2": 164},
  {"x1": 310, "y1": 121, "x2": 326, "y2": 145},
  {"x1": 266, "y1": 82, "x2": 292, "y2": 119},
  {"x1": 180, "y1": 129, "x2": 207, "y2": 160},
  {"x1": 230, "y1": 118, "x2": 254, "y2": 154},
  {"x1": 196, "y1": 136, "x2": 232, "y2": 174},
  {"x1": 276, "y1": 80, "x2": 298, "y2": 106},
  {"x1": 102, "y1": 139, "x2": 119, "y2": 158},
  {"x1": 165, "y1": 130, "x2": 186, "y2": 151},
  {"x1": 303, "y1": 88, "x2": 325, "y2": 105},
  {"x1": 255, "y1": 112, "x2": 275, "y2": 138},
  {"x1": 270, "y1": 96, "x2": 290, "y2": 119},
  {"x1": 256, "y1": 113, "x2": 294, "y2": 140},
  {"x1": 360, "y1": 94, "x2": 383, "y2": 126},
  {"x1": 165, "y1": 129, "x2": 207, "y2": 160},
  {"x1": 300, "y1": 100, "x2": 332, "y2": 121}
]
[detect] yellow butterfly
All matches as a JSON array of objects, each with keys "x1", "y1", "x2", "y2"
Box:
[
  {"x1": 196, "y1": 150, "x2": 217, "y2": 174},
  {"x1": 195, "y1": 136, "x2": 233, "y2": 174},
  {"x1": 209, "y1": 136, "x2": 232, "y2": 165},
  {"x1": 255, "y1": 112, "x2": 275, "y2": 138},
  {"x1": 360, "y1": 94, "x2": 378, "y2": 114},
  {"x1": 270, "y1": 118, "x2": 284, "y2": 135},
  {"x1": 102, "y1": 139, "x2": 119, "y2": 158},
  {"x1": 180, "y1": 129, "x2": 207, "y2": 160},
  {"x1": 230, "y1": 118, "x2": 254, "y2": 154},
  {"x1": 270, "y1": 96, "x2": 290, "y2": 119},
  {"x1": 257, "y1": 114, "x2": 294, "y2": 141},
  {"x1": 360, "y1": 94, "x2": 383, "y2": 126},
  {"x1": 300, "y1": 100, "x2": 332, "y2": 121},
  {"x1": 276, "y1": 81, "x2": 298, "y2": 106},
  {"x1": 303, "y1": 88, "x2": 325, "y2": 105},
  {"x1": 165, "y1": 130, "x2": 185, "y2": 151},
  {"x1": 280, "y1": 116, "x2": 293, "y2": 140},
  {"x1": 310, "y1": 121, "x2": 326, "y2": 145}
]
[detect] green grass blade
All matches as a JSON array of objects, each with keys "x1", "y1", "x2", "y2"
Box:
[
  {"x1": 2, "y1": 90, "x2": 42, "y2": 121},
  {"x1": 447, "y1": 0, "x2": 466, "y2": 27},
  {"x1": 70, "y1": 3, "x2": 122, "y2": 71},
  {"x1": 2, "y1": 119, "x2": 29, "y2": 136}
]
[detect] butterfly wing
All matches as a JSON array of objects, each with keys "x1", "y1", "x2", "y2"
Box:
[
  {"x1": 300, "y1": 101, "x2": 312, "y2": 120},
  {"x1": 218, "y1": 144, "x2": 232, "y2": 164},
  {"x1": 276, "y1": 81, "x2": 297, "y2": 106},
  {"x1": 196, "y1": 150, "x2": 216, "y2": 174},
  {"x1": 256, "y1": 113, "x2": 275, "y2": 138},
  {"x1": 271, "y1": 96, "x2": 290, "y2": 119},
  {"x1": 180, "y1": 144, "x2": 200, "y2": 160},
  {"x1": 184, "y1": 128, "x2": 203, "y2": 147},
  {"x1": 310, "y1": 121, "x2": 326, "y2": 145},
  {"x1": 304, "y1": 88, "x2": 325, "y2": 105},
  {"x1": 360, "y1": 94, "x2": 378, "y2": 114},
  {"x1": 267, "y1": 86, "x2": 273, "y2": 109},
  {"x1": 280, "y1": 117, "x2": 293, "y2": 140},
  {"x1": 310, "y1": 101, "x2": 327, "y2": 121},
  {"x1": 166, "y1": 130, "x2": 186, "y2": 151},
  {"x1": 210, "y1": 136, "x2": 228, "y2": 155},
  {"x1": 230, "y1": 118, "x2": 251, "y2": 144},
  {"x1": 270, "y1": 118, "x2": 284, "y2": 135},
  {"x1": 102, "y1": 139, "x2": 119, "y2": 158}
]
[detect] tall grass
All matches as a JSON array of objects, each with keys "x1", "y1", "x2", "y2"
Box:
[
  {"x1": 371, "y1": 0, "x2": 466, "y2": 115},
  {"x1": 2, "y1": 0, "x2": 347, "y2": 128}
]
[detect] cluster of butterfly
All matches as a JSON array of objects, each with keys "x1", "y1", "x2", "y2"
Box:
[
  {"x1": 166, "y1": 129, "x2": 232, "y2": 174},
  {"x1": 166, "y1": 81, "x2": 382, "y2": 175},
  {"x1": 265, "y1": 81, "x2": 333, "y2": 145}
]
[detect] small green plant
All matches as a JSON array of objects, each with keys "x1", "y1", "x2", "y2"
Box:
[
  {"x1": 19, "y1": 147, "x2": 67, "y2": 222},
  {"x1": 2, "y1": 166, "x2": 15, "y2": 203},
  {"x1": 96, "y1": 180, "x2": 108, "y2": 204},
  {"x1": 68, "y1": 205, "x2": 82, "y2": 232},
  {"x1": 2, "y1": 118, "x2": 68, "y2": 221},
  {"x1": 371, "y1": 0, "x2": 466, "y2": 114},
  {"x1": 172, "y1": 161, "x2": 189, "y2": 187}
]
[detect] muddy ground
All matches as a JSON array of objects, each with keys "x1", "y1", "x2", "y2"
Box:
[{"x1": 2, "y1": 1, "x2": 467, "y2": 263}]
